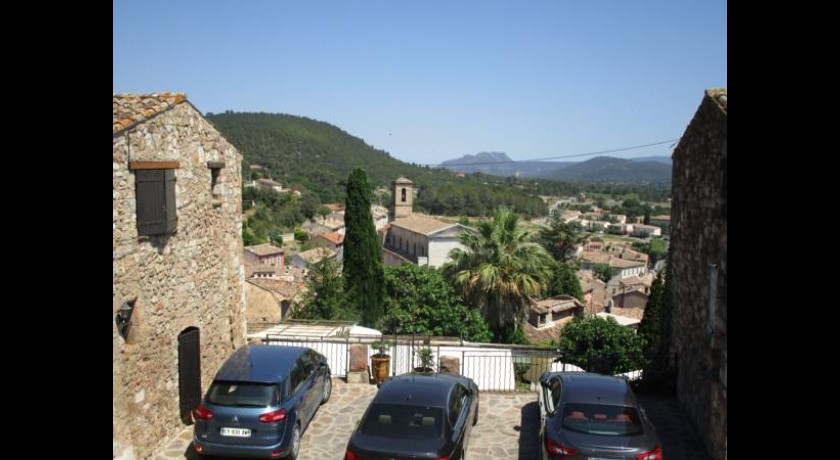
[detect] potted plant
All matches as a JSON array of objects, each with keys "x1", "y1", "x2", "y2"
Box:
[
  {"x1": 414, "y1": 346, "x2": 435, "y2": 373},
  {"x1": 370, "y1": 340, "x2": 391, "y2": 385}
]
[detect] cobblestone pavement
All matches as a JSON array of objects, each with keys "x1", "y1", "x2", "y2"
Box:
[{"x1": 152, "y1": 378, "x2": 708, "y2": 460}]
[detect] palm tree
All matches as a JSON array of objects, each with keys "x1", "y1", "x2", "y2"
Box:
[{"x1": 443, "y1": 207, "x2": 555, "y2": 343}]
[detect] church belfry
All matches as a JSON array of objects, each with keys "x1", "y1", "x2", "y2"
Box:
[{"x1": 390, "y1": 175, "x2": 413, "y2": 220}]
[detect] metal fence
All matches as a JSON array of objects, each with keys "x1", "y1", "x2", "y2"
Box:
[
  {"x1": 263, "y1": 334, "x2": 357, "y2": 378},
  {"x1": 259, "y1": 334, "x2": 675, "y2": 393}
]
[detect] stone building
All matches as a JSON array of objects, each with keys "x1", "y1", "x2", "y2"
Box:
[
  {"x1": 390, "y1": 175, "x2": 414, "y2": 219},
  {"x1": 523, "y1": 295, "x2": 584, "y2": 344},
  {"x1": 383, "y1": 176, "x2": 473, "y2": 269},
  {"x1": 113, "y1": 93, "x2": 246, "y2": 460},
  {"x1": 244, "y1": 243, "x2": 285, "y2": 267},
  {"x1": 669, "y1": 88, "x2": 727, "y2": 460}
]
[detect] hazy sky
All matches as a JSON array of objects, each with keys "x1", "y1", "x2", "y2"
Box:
[{"x1": 113, "y1": 0, "x2": 726, "y2": 166}]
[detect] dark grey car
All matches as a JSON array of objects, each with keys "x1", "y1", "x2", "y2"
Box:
[
  {"x1": 192, "y1": 345, "x2": 331, "y2": 459},
  {"x1": 344, "y1": 372, "x2": 479, "y2": 460},
  {"x1": 538, "y1": 372, "x2": 662, "y2": 460}
]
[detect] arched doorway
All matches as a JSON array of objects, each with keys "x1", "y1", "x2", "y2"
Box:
[{"x1": 178, "y1": 327, "x2": 201, "y2": 424}]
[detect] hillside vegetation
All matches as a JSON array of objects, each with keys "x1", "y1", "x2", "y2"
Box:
[{"x1": 207, "y1": 112, "x2": 549, "y2": 224}]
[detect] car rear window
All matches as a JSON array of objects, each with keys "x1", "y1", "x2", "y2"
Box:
[
  {"x1": 360, "y1": 403, "x2": 444, "y2": 439},
  {"x1": 561, "y1": 403, "x2": 643, "y2": 436},
  {"x1": 206, "y1": 382, "x2": 279, "y2": 407}
]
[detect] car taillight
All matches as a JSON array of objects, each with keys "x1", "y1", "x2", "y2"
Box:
[
  {"x1": 546, "y1": 438, "x2": 578, "y2": 457},
  {"x1": 636, "y1": 446, "x2": 663, "y2": 460},
  {"x1": 259, "y1": 408, "x2": 286, "y2": 423},
  {"x1": 344, "y1": 449, "x2": 358, "y2": 460},
  {"x1": 193, "y1": 405, "x2": 214, "y2": 420}
]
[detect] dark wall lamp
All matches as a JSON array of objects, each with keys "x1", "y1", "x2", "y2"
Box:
[{"x1": 116, "y1": 298, "x2": 136, "y2": 339}]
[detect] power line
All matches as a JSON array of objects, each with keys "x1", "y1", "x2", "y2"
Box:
[{"x1": 429, "y1": 138, "x2": 680, "y2": 167}]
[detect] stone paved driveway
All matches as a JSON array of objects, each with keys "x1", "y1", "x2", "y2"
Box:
[{"x1": 153, "y1": 378, "x2": 707, "y2": 460}]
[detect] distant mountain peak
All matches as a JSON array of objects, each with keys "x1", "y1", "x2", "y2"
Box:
[{"x1": 442, "y1": 151, "x2": 512, "y2": 165}]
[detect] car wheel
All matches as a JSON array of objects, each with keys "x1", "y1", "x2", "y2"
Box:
[
  {"x1": 287, "y1": 423, "x2": 301, "y2": 460},
  {"x1": 321, "y1": 376, "x2": 332, "y2": 404}
]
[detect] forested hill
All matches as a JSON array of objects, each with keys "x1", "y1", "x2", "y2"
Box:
[
  {"x1": 548, "y1": 156, "x2": 672, "y2": 184},
  {"x1": 207, "y1": 112, "x2": 417, "y2": 201},
  {"x1": 205, "y1": 111, "x2": 548, "y2": 216}
]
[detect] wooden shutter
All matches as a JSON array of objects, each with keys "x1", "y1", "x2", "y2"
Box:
[
  {"x1": 164, "y1": 169, "x2": 177, "y2": 233},
  {"x1": 135, "y1": 169, "x2": 177, "y2": 236}
]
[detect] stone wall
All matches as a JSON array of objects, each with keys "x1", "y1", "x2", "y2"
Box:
[
  {"x1": 244, "y1": 281, "x2": 283, "y2": 323},
  {"x1": 113, "y1": 101, "x2": 246, "y2": 460},
  {"x1": 669, "y1": 89, "x2": 727, "y2": 460}
]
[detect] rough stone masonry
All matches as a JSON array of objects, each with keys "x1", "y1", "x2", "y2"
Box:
[{"x1": 113, "y1": 94, "x2": 247, "y2": 460}]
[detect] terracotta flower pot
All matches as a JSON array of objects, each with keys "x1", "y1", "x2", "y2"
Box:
[{"x1": 371, "y1": 354, "x2": 390, "y2": 384}]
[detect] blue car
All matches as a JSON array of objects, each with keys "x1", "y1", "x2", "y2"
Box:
[{"x1": 192, "y1": 345, "x2": 332, "y2": 459}]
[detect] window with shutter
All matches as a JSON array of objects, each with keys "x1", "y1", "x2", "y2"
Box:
[{"x1": 135, "y1": 169, "x2": 177, "y2": 236}]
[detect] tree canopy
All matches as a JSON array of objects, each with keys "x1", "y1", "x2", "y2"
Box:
[
  {"x1": 443, "y1": 207, "x2": 555, "y2": 343},
  {"x1": 376, "y1": 264, "x2": 492, "y2": 342},
  {"x1": 548, "y1": 262, "x2": 584, "y2": 302},
  {"x1": 539, "y1": 219, "x2": 587, "y2": 262},
  {"x1": 291, "y1": 256, "x2": 356, "y2": 322},
  {"x1": 342, "y1": 169, "x2": 386, "y2": 327},
  {"x1": 592, "y1": 263, "x2": 613, "y2": 283},
  {"x1": 557, "y1": 315, "x2": 647, "y2": 375}
]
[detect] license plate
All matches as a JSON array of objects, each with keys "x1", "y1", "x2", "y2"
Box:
[{"x1": 221, "y1": 427, "x2": 251, "y2": 437}]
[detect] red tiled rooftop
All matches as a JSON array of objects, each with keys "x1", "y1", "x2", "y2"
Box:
[
  {"x1": 113, "y1": 92, "x2": 187, "y2": 134},
  {"x1": 315, "y1": 232, "x2": 344, "y2": 245}
]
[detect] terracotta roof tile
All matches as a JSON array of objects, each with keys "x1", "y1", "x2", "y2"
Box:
[
  {"x1": 529, "y1": 295, "x2": 584, "y2": 315},
  {"x1": 391, "y1": 214, "x2": 457, "y2": 235},
  {"x1": 314, "y1": 232, "x2": 344, "y2": 245},
  {"x1": 113, "y1": 92, "x2": 187, "y2": 134},
  {"x1": 244, "y1": 243, "x2": 284, "y2": 257}
]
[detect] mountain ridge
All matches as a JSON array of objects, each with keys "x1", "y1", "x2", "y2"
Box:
[{"x1": 440, "y1": 152, "x2": 671, "y2": 184}]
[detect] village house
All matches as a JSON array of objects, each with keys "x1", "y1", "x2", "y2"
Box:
[
  {"x1": 609, "y1": 288, "x2": 650, "y2": 320},
  {"x1": 559, "y1": 209, "x2": 582, "y2": 221},
  {"x1": 289, "y1": 247, "x2": 337, "y2": 269},
  {"x1": 315, "y1": 216, "x2": 346, "y2": 235},
  {"x1": 632, "y1": 223, "x2": 662, "y2": 237},
  {"x1": 578, "y1": 271, "x2": 608, "y2": 315},
  {"x1": 523, "y1": 295, "x2": 585, "y2": 344},
  {"x1": 650, "y1": 214, "x2": 671, "y2": 233},
  {"x1": 244, "y1": 243, "x2": 284, "y2": 267},
  {"x1": 249, "y1": 178, "x2": 285, "y2": 192},
  {"x1": 578, "y1": 250, "x2": 646, "y2": 279},
  {"x1": 371, "y1": 204, "x2": 390, "y2": 231},
  {"x1": 609, "y1": 222, "x2": 634, "y2": 235},
  {"x1": 113, "y1": 93, "x2": 246, "y2": 459},
  {"x1": 311, "y1": 232, "x2": 344, "y2": 265},
  {"x1": 596, "y1": 312, "x2": 641, "y2": 329},
  {"x1": 244, "y1": 266, "x2": 307, "y2": 323},
  {"x1": 323, "y1": 203, "x2": 344, "y2": 213},
  {"x1": 247, "y1": 264, "x2": 279, "y2": 279}
]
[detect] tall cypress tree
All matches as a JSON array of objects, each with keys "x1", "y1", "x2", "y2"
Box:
[
  {"x1": 343, "y1": 168, "x2": 386, "y2": 327},
  {"x1": 638, "y1": 269, "x2": 665, "y2": 354}
]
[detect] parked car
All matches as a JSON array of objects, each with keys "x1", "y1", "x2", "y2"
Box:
[
  {"x1": 537, "y1": 372, "x2": 662, "y2": 460},
  {"x1": 192, "y1": 345, "x2": 332, "y2": 459},
  {"x1": 344, "y1": 372, "x2": 479, "y2": 460}
]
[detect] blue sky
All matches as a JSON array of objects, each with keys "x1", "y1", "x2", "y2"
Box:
[{"x1": 114, "y1": 0, "x2": 726, "y2": 166}]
